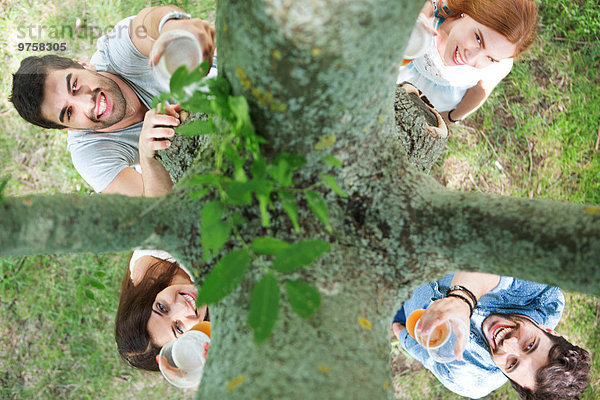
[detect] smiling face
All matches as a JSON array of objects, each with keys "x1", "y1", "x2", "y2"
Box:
[
  {"x1": 482, "y1": 313, "x2": 560, "y2": 390},
  {"x1": 440, "y1": 15, "x2": 517, "y2": 69},
  {"x1": 147, "y1": 283, "x2": 207, "y2": 347},
  {"x1": 41, "y1": 66, "x2": 127, "y2": 130}
]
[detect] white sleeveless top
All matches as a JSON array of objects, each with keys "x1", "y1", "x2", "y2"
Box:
[
  {"x1": 397, "y1": 0, "x2": 513, "y2": 111},
  {"x1": 129, "y1": 249, "x2": 194, "y2": 282}
]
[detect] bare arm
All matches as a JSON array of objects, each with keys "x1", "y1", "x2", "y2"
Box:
[
  {"x1": 129, "y1": 5, "x2": 215, "y2": 67},
  {"x1": 101, "y1": 168, "x2": 143, "y2": 196},
  {"x1": 137, "y1": 105, "x2": 179, "y2": 197},
  {"x1": 441, "y1": 80, "x2": 489, "y2": 123},
  {"x1": 102, "y1": 105, "x2": 178, "y2": 197}
]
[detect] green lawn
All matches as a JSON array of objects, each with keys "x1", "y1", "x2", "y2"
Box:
[{"x1": 0, "y1": 0, "x2": 598, "y2": 399}]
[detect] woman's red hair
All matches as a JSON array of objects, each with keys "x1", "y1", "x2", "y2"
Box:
[{"x1": 442, "y1": 0, "x2": 538, "y2": 57}]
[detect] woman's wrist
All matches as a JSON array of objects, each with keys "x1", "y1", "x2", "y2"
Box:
[{"x1": 447, "y1": 108, "x2": 461, "y2": 123}]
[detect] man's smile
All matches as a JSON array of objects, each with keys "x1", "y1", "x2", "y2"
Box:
[{"x1": 96, "y1": 92, "x2": 111, "y2": 119}]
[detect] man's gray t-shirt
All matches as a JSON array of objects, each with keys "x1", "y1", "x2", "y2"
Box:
[{"x1": 66, "y1": 16, "x2": 169, "y2": 192}]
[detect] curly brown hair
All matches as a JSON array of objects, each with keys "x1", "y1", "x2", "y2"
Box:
[{"x1": 508, "y1": 331, "x2": 591, "y2": 400}]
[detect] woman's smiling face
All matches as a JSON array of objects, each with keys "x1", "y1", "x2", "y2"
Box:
[
  {"x1": 147, "y1": 283, "x2": 207, "y2": 347},
  {"x1": 441, "y1": 15, "x2": 517, "y2": 69}
]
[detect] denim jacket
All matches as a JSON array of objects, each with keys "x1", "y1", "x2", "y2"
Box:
[{"x1": 397, "y1": 274, "x2": 565, "y2": 399}]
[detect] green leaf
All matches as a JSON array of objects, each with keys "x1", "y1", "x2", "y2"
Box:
[
  {"x1": 279, "y1": 191, "x2": 300, "y2": 232},
  {"x1": 196, "y1": 250, "x2": 251, "y2": 304},
  {"x1": 207, "y1": 76, "x2": 231, "y2": 97},
  {"x1": 183, "y1": 173, "x2": 221, "y2": 187},
  {"x1": 175, "y1": 119, "x2": 214, "y2": 136},
  {"x1": 189, "y1": 187, "x2": 212, "y2": 200},
  {"x1": 267, "y1": 159, "x2": 292, "y2": 187},
  {"x1": 170, "y1": 65, "x2": 189, "y2": 94},
  {"x1": 272, "y1": 239, "x2": 330, "y2": 273},
  {"x1": 150, "y1": 92, "x2": 171, "y2": 110},
  {"x1": 273, "y1": 153, "x2": 306, "y2": 171},
  {"x1": 201, "y1": 201, "x2": 232, "y2": 259},
  {"x1": 322, "y1": 154, "x2": 342, "y2": 167},
  {"x1": 285, "y1": 280, "x2": 321, "y2": 318},
  {"x1": 257, "y1": 194, "x2": 270, "y2": 227},
  {"x1": 184, "y1": 60, "x2": 210, "y2": 86},
  {"x1": 250, "y1": 237, "x2": 291, "y2": 255},
  {"x1": 251, "y1": 156, "x2": 267, "y2": 180},
  {"x1": 248, "y1": 272, "x2": 279, "y2": 344},
  {"x1": 84, "y1": 289, "x2": 95, "y2": 300},
  {"x1": 89, "y1": 278, "x2": 106, "y2": 290},
  {"x1": 94, "y1": 271, "x2": 107, "y2": 278},
  {"x1": 254, "y1": 180, "x2": 274, "y2": 228},
  {"x1": 306, "y1": 191, "x2": 332, "y2": 232},
  {"x1": 181, "y1": 94, "x2": 212, "y2": 114},
  {"x1": 224, "y1": 181, "x2": 257, "y2": 205},
  {"x1": 321, "y1": 174, "x2": 348, "y2": 197},
  {"x1": 228, "y1": 95, "x2": 254, "y2": 136},
  {"x1": 224, "y1": 145, "x2": 247, "y2": 182}
]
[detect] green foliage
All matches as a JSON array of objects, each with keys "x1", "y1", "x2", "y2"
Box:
[
  {"x1": 0, "y1": 176, "x2": 9, "y2": 204},
  {"x1": 250, "y1": 237, "x2": 291, "y2": 255},
  {"x1": 201, "y1": 201, "x2": 231, "y2": 259},
  {"x1": 152, "y1": 63, "x2": 347, "y2": 342},
  {"x1": 306, "y1": 191, "x2": 332, "y2": 233},
  {"x1": 272, "y1": 240, "x2": 330, "y2": 273},
  {"x1": 248, "y1": 272, "x2": 280, "y2": 343},
  {"x1": 196, "y1": 249, "x2": 251, "y2": 304},
  {"x1": 284, "y1": 280, "x2": 321, "y2": 319}
]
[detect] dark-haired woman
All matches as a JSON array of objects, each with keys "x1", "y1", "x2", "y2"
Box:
[{"x1": 115, "y1": 250, "x2": 207, "y2": 371}]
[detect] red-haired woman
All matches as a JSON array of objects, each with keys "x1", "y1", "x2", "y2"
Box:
[
  {"x1": 397, "y1": 0, "x2": 538, "y2": 124},
  {"x1": 115, "y1": 250, "x2": 207, "y2": 371}
]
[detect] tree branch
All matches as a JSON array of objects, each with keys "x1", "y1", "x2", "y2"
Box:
[{"x1": 0, "y1": 191, "x2": 198, "y2": 257}]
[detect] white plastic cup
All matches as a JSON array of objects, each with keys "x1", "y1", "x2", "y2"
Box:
[
  {"x1": 414, "y1": 317, "x2": 468, "y2": 363},
  {"x1": 403, "y1": 17, "x2": 434, "y2": 61},
  {"x1": 158, "y1": 330, "x2": 210, "y2": 389},
  {"x1": 151, "y1": 29, "x2": 203, "y2": 90}
]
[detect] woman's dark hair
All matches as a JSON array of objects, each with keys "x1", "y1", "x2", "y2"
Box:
[
  {"x1": 508, "y1": 331, "x2": 591, "y2": 399},
  {"x1": 10, "y1": 55, "x2": 84, "y2": 129},
  {"x1": 115, "y1": 255, "x2": 180, "y2": 371}
]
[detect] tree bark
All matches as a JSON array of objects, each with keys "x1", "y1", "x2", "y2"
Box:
[{"x1": 0, "y1": 0, "x2": 599, "y2": 399}]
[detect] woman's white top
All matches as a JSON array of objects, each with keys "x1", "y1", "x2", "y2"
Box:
[
  {"x1": 397, "y1": 2, "x2": 513, "y2": 111},
  {"x1": 129, "y1": 249, "x2": 194, "y2": 282}
]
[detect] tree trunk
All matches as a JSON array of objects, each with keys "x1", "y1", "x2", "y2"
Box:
[{"x1": 1, "y1": 0, "x2": 599, "y2": 399}]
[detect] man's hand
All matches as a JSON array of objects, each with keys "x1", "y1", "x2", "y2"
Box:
[
  {"x1": 139, "y1": 104, "x2": 180, "y2": 160},
  {"x1": 415, "y1": 297, "x2": 470, "y2": 360},
  {"x1": 150, "y1": 18, "x2": 215, "y2": 68},
  {"x1": 130, "y1": 6, "x2": 216, "y2": 71}
]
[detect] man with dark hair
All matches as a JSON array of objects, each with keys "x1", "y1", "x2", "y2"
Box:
[
  {"x1": 392, "y1": 272, "x2": 590, "y2": 399},
  {"x1": 10, "y1": 5, "x2": 215, "y2": 196}
]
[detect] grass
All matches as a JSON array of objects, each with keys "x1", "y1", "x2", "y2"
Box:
[
  {"x1": 0, "y1": 1, "x2": 214, "y2": 399},
  {"x1": 0, "y1": 0, "x2": 598, "y2": 399},
  {"x1": 409, "y1": 0, "x2": 600, "y2": 398}
]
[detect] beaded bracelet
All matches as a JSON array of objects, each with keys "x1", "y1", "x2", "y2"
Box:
[
  {"x1": 445, "y1": 293, "x2": 474, "y2": 317},
  {"x1": 447, "y1": 285, "x2": 478, "y2": 308}
]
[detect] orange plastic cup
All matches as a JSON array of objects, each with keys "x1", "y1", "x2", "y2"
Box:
[
  {"x1": 191, "y1": 321, "x2": 211, "y2": 338},
  {"x1": 405, "y1": 309, "x2": 426, "y2": 340}
]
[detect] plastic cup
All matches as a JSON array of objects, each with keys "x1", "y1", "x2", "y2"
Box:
[
  {"x1": 414, "y1": 317, "x2": 468, "y2": 363},
  {"x1": 402, "y1": 17, "x2": 434, "y2": 63},
  {"x1": 151, "y1": 29, "x2": 203, "y2": 90},
  {"x1": 158, "y1": 330, "x2": 210, "y2": 388}
]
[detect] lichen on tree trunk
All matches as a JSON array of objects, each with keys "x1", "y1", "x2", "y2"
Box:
[{"x1": 0, "y1": 0, "x2": 598, "y2": 399}]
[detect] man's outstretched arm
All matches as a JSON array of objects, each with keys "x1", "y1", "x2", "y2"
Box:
[{"x1": 129, "y1": 5, "x2": 215, "y2": 67}]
